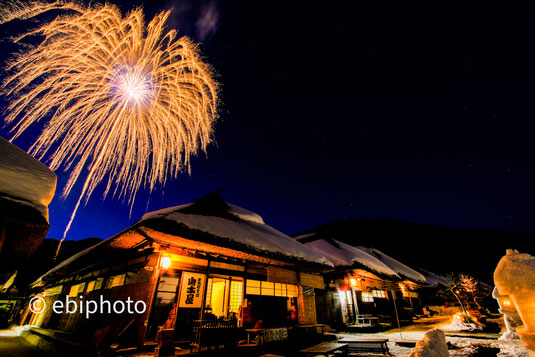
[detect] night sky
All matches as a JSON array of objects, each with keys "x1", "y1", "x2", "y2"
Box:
[{"x1": 2, "y1": 0, "x2": 535, "y2": 241}]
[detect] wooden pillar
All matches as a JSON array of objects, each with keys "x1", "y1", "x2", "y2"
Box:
[{"x1": 297, "y1": 285, "x2": 317, "y2": 325}]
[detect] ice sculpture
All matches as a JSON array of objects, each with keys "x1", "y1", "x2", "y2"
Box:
[{"x1": 494, "y1": 249, "x2": 535, "y2": 355}]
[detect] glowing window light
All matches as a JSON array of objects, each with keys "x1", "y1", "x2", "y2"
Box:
[{"x1": 362, "y1": 292, "x2": 374, "y2": 302}]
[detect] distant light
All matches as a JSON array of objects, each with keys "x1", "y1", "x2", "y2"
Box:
[
  {"x1": 503, "y1": 299, "x2": 512, "y2": 307},
  {"x1": 350, "y1": 278, "x2": 357, "y2": 287},
  {"x1": 161, "y1": 256, "x2": 171, "y2": 269}
]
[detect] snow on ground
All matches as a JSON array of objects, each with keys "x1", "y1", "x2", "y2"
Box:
[
  {"x1": 448, "y1": 336, "x2": 529, "y2": 357},
  {"x1": 334, "y1": 330, "x2": 529, "y2": 356},
  {"x1": 333, "y1": 315, "x2": 530, "y2": 357},
  {"x1": 0, "y1": 136, "x2": 56, "y2": 221}
]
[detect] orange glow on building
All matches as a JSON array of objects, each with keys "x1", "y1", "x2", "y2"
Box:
[{"x1": 160, "y1": 256, "x2": 171, "y2": 269}]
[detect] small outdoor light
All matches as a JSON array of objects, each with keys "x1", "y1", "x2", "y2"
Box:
[
  {"x1": 350, "y1": 278, "x2": 357, "y2": 287},
  {"x1": 160, "y1": 256, "x2": 171, "y2": 269}
]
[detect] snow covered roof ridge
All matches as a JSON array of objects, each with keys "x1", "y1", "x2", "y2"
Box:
[
  {"x1": 0, "y1": 136, "x2": 56, "y2": 221},
  {"x1": 418, "y1": 268, "x2": 451, "y2": 287},
  {"x1": 356, "y1": 246, "x2": 427, "y2": 284},
  {"x1": 295, "y1": 233, "x2": 400, "y2": 278},
  {"x1": 31, "y1": 236, "x2": 113, "y2": 287},
  {"x1": 140, "y1": 192, "x2": 333, "y2": 267}
]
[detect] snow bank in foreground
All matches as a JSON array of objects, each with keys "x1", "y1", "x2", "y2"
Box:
[
  {"x1": 0, "y1": 136, "x2": 56, "y2": 221},
  {"x1": 409, "y1": 329, "x2": 449, "y2": 357},
  {"x1": 336, "y1": 330, "x2": 530, "y2": 357},
  {"x1": 448, "y1": 336, "x2": 530, "y2": 357}
]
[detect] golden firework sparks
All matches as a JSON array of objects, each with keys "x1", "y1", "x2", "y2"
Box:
[{"x1": 1, "y1": 1, "x2": 219, "y2": 251}]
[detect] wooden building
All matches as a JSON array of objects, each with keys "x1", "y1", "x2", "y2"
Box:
[
  {"x1": 22, "y1": 192, "x2": 332, "y2": 350},
  {"x1": 294, "y1": 234, "x2": 427, "y2": 327}
]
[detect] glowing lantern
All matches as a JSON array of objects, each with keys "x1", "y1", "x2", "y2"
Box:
[{"x1": 161, "y1": 256, "x2": 171, "y2": 269}]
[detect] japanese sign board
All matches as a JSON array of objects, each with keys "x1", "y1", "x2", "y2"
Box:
[{"x1": 178, "y1": 272, "x2": 206, "y2": 308}]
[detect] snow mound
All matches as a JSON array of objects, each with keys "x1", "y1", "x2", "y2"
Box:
[
  {"x1": 442, "y1": 313, "x2": 484, "y2": 332},
  {"x1": 409, "y1": 329, "x2": 449, "y2": 357},
  {"x1": 0, "y1": 136, "x2": 56, "y2": 221},
  {"x1": 500, "y1": 331, "x2": 520, "y2": 341}
]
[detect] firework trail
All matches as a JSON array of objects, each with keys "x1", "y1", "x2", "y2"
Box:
[{"x1": 1, "y1": 1, "x2": 219, "y2": 256}]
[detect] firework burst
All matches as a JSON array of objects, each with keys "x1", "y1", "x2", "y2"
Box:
[{"x1": 1, "y1": 2, "x2": 219, "y2": 247}]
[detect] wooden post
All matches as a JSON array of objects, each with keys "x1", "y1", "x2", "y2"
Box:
[{"x1": 391, "y1": 290, "x2": 403, "y2": 340}]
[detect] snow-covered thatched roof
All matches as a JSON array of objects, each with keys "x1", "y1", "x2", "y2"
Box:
[
  {"x1": 139, "y1": 192, "x2": 333, "y2": 267},
  {"x1": 0, "y1": 136, "x2": 56, "y2": 221},
  {"x1": 356, "y1": 246, "x2": 427, "y2": 284},
  {"x1": 294, "y1": 233, "x2": 400, "y2": 278},
  {"x1": 33, "y1": 193, "x2": 333, "y2": 286},
  {"x1": 419, "y1": 269, "x2": 450, "y2": 287}
]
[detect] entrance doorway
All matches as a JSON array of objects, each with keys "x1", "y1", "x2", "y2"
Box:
[{"x1": 204, "y1": 276, "x2": 243, "y2": 321}]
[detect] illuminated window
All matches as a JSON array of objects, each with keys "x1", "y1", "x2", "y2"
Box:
[
  {"x1": 68, "y1": 283, "x2": 86, "y2": 297},
  {"x1": 286, "y1": 284, "x2": 298, "y2": 297},
  {"x1": 402, "y1": 291, "x2": 419, "y2": 298},
  {"x1": 94, "y1": 277, "x2": 104, "y2": 290},
  {"x1": 154, "y1": 276, "x2": 180, "y2": 307},
  {"x1": 229, "y1": 281, "x2": 243, "y2": 313},
  {"x1": 346, "y1": 291, "x2": 353, "y2": 305},
  {"x1": 44, "y1": 285, "x2": 62, "y2": 296},
  {"x1": 205, "y1": 278, "x2": 213, "y2": 303},
  {"x1": 106, "y1": 274, "x2": 125, "y2": 289},
  {"x1": 274, "y1": 283, "x2": 286, "y2": 297},
  {"x1": 372, "y1": 290, "x2": 387, "y2": 298},
  {"x1": 261, "y1": 281, "x2": 275, "y2": 296},
  {"x1": 86, "y1": 281, "x2": 96, "y2": 293},
  {"x1": 246, "y1": 280, "x2": 298, "y2": 297},
  {"x1": 205, "y1": 278, "x2": 243, "y2": 318},
  {"x1": 339, "y1": 291, "x2": 347, "y2": 304},
  {"x1": 246, "y1": 280, "x2": 261, "y2": 295},
  {"x1": 362, "y1": 292, "x2": 374, "y2": 302}
]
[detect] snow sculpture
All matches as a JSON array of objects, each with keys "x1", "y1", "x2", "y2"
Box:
[
  {"x1": 409, "y1": 328, "x2": 449, "y2": 357},
  {"x1": 494, "y1": 249, "x2": 535, "y2": 356},
  {"x1": 492, "y1": 286, "x2": 521, "y2": 340}
]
